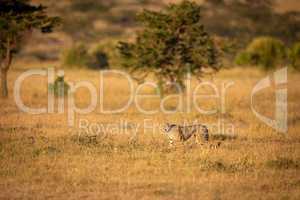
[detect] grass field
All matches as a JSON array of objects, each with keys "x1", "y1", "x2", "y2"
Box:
[{"x1": 0, "y1": 63, "x2": 299, "y2": 200}]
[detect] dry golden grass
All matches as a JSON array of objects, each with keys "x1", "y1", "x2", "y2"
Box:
[{"x1": 0, "y1": 63, "x2": 300, "y2": 200}]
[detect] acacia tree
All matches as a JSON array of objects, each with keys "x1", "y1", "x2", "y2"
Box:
[
  {"x1": 118, "y1": 1, "x2": 220, "y2": 94},
  {"x1": 0, "y1": 0, "x2": 60, "y2": 98}
]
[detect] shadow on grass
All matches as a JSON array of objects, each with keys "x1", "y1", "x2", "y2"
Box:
[
  {"x1": 199, "y1": 157, "x2": 255, "y2": 173},
  {"x1": 266, "y1": 157, "x2": 299, "y2": 170},
  {"x1": 32, "y1": 146, "x2": 61, "y2": 157},
  {"x1": 210, "y1": 133, "x2": 238, "y2": 141}
]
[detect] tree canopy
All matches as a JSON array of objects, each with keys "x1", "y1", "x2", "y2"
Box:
[
  {"x1": 118, "y1": 1, "x2": 220, "y2": 93},
  {"x1": 0, "y1": 0, "x2": 60, "y2": 51}
]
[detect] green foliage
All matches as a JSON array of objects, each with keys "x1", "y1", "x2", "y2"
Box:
[
  {"x1": 61, "y1": 44, "x2": 89, "y2": 68},
  {"x1": 234, "y1": 51, "x2": 252, "y2": 66},
  {"x1": 87, "y1": 45, "x2": 110, "y2": 70},
  {"x1": 0, "y1": 0, "x2": 61, "y2": 59},
  {"x1": 118, "y1": 1, "x2": 220, "y2": 94},
  {"x1": 235, "y1": 37, "x2": 287, "y2": 70},
  {"x1": 48, "y1": 76, "x2": 70, "y2": 97},
  {"x1": 92, "y1": 39, "x2": 121, "y2": 67},
  {"x1": 61, "y1": 43, "x2": 110, "y2": 69},
  {"x1": 289, "y1": 42, "x2": 300, "y2": 70},
  {"x1": 0, "y1": 0, "x2": 60, "y2": 97}
]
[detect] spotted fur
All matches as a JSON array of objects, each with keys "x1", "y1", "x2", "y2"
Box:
[{"x1": 163, "y1": 123, "x2": 209, "y2": 146}]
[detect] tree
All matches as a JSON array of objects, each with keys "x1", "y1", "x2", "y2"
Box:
[
  {"x1": 0, "y1": 0, "x2": 60, "y2": 98},
  {"x1": 118, "y1": 1, "x2": 220, "y2": 95}
]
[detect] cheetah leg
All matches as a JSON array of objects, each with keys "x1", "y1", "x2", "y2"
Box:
[
  {"x1": 169, "y1": 138, "x2": 174, "y2": 147},
  {"x1": 194, "y1": 134, "x2": 200, "y2": 144}
]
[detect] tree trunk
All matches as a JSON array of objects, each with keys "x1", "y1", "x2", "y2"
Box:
[
  {"x1": 0, "y1": 38, "x2": 13, "y2": 98},
  {"x1": 0, "y1": 68, "x2": 8, "y2": 98}
]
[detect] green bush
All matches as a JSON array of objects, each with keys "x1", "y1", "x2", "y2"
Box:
[
  {"x1": 94, "y1": 39, "x2": 121, "y2": 68},
  {"x1": 289, "y1": 42, "x2": 300, "y2": 70},
  {"x1": 235, "y1": 37, "x2": 287, "y2": 70},
  {"x1": 48, "y1": 76, "x2": 70, "y2": 97},
  {"x1": 61, "y1": 43, "x2": 112, "y2": 70},
  {"x1": 61, "y1": 43, "x2": 89, "y2": 68},
  {"x1": 87, "y1": 45, "x2": 109, "y2": 70},
  {"x1": 234, "y1": 51, "x2": 252, "y2": 66}
]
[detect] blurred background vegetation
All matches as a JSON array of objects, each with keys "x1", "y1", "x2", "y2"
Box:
[{"x1": 21, "y1": 0, "x2": 300, "y2": 70}]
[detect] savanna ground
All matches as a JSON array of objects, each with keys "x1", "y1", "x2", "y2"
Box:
[{"x1": 0, "y1": 62, "x2": 299, "y2": 200}]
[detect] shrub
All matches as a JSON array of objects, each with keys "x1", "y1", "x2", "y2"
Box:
[
  {"x1": 235, "y1": 37, "x2": 287, "y2": 70},
  {"x1": 289, "y1": 42, "x2": 300, "y2": 70},
  {"x1": 62, "y1": 43, "x2": 112, "y2": 70},
  {"x1": 93, "y1": 39, "x2": 121, "y2": 68},
  {"x1": 61, "y1": 43, "x2": 89, "y2": 68},
  {"x1": 48, "y1": 76, "x2": 70, "y2": 97},
  {"x1": 234, "y1": 51, "x2": 252, "y2": 66},
  {"x1": 87, "y1": 46, "x2": 110, "y2": 70}
]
